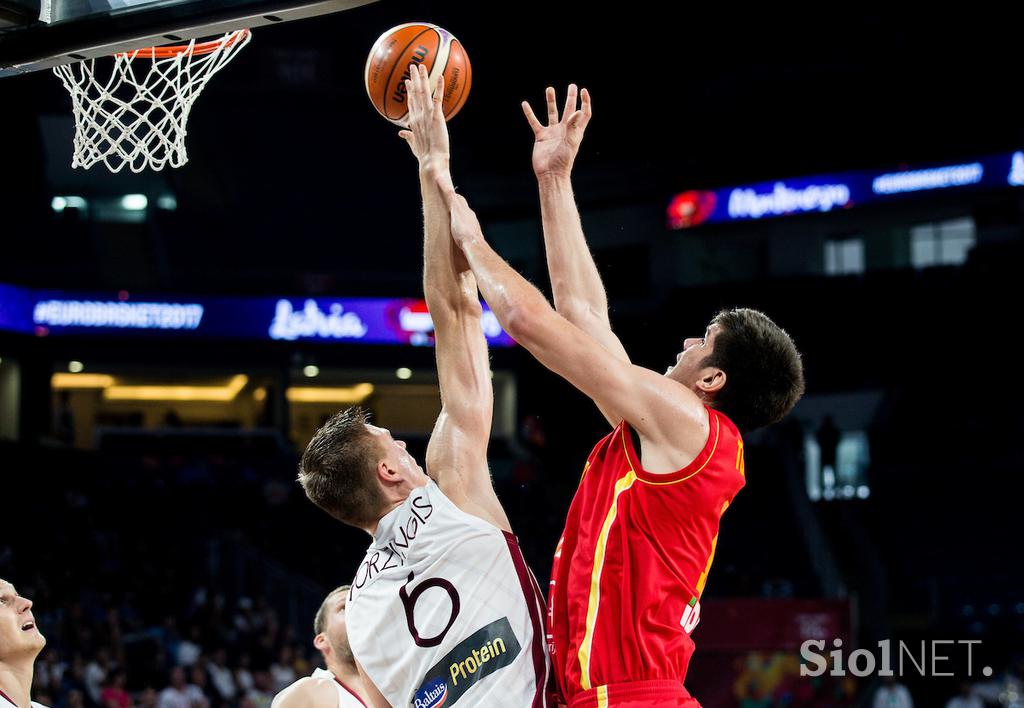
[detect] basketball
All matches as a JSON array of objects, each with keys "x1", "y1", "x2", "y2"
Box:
[{"x1": 364, "y1": 22, "x2": 472, "y2": 127}]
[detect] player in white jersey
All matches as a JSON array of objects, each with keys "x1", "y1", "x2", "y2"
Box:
[
  {"x1": 0, "y1": 579, "x2": 49, "y2": 708},
  {"x1": 272, "y1": 585, "x2": 367, "y2": 707},
  {"x1": 297, "y1": 64, "x2": 549, "y2": 708}
]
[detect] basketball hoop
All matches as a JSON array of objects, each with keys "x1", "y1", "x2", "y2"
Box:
[{"x1": 52, "y1": 29, "x2": 252, "y2": 173}]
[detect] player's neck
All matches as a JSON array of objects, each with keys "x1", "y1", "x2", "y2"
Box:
[
  {"x1": 366, "y1": 478, "x2": 431, "y2": 536},
  {"x1": 0, "y1": 660, "x2": 34, "y2": 707},
  {"x1": 365, "y1": 499, "x2": 405, "y2": 536},
  {"x1": 325, "y1": 659, "x2": 363, "y2": 695}
]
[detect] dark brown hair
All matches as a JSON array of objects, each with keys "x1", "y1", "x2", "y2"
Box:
[
  {"x1": 298, "y1": 407, "x2": 384, "y2": 527},
  {"x1": 702, "y1": 308, "x2": 805, "y2": 432}
]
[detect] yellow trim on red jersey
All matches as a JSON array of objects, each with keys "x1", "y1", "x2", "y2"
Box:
[
  {"x1": 630, "y1": 412, "x2": 722, "y2": 486},
  {"x1": 695, "y1": 500, "x2": 730, "y2": 595},
  {"x1": 596, "y1": 685, "x2": 609, "y2": 707},
  {"x1": 580, "y1": 460, "x2": 591, "y2": 483},
  {"x1": 577, "y1": 468, "x2": 637, "y2": 691}
]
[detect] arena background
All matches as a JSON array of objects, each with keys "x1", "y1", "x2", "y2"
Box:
[{"x1": 1, "y1": 3, "x2": 1022, "y2": 707}]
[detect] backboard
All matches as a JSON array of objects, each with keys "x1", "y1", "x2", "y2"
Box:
[{"x1": 0, "y1": 0, "x2": 377, "y2": 77}]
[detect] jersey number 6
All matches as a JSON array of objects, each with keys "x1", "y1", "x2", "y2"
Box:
[{"x1": 400, "y1": 572, "x2": 461, "y2": 648}]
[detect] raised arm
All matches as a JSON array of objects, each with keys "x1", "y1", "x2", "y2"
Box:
[
  {"x1": 524, "y1": 85, "x2": 631, "y2": 424},
  {"x1": 399, "y1": 64, "x2": 510, "y2": 532},
  {"x1": 439, "y1": 185, "x2": 711, "y2": 460}
]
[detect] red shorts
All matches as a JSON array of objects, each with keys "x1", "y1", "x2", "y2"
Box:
[{"x1": 567, "y1": 680, "x2": 700, "y2": 708}]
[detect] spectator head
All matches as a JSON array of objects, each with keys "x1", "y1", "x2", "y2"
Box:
[
  {"x1": 169, "y1": 666, "x2": 186, "y2": 689},
  {"x1": 253, "y1": 670, "x2": 272, "y2": 692}
]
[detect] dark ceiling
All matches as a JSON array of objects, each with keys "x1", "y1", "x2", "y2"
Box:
[{"x1": 2, "y1": 2, "x2": 1022, "y2": 294}]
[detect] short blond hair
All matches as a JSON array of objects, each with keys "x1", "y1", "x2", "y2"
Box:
[{"x1": 313, "y1": 585, "x2": 350, "y2": 636}]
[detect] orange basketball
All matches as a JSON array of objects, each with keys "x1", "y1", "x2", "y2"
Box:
[{"x1": 364, "y1": 23, "x2": 472, "y2": 127}]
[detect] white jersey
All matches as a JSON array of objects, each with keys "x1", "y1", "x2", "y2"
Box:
[
  {"x1": 0, "y1": 692, "x2": 46, "y2": 708},
  {"x1": 310, "y1": 668, "x2": 366, "y2": 707},
  {"x1": 347, "y1": 480, "x2": 549, "y2": 708}
]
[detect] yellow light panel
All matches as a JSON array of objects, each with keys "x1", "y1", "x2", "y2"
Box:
[
  {"x1": 51, "y1": 373, "x2": 115, "y2": 389},
  {"x1": 103, "y1": 375, "x2": 249, "y2": 402},
  {"x1": 286, "y1": 383, "x2": 374, "y2": 404}
]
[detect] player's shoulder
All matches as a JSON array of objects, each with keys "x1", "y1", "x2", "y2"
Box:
[
  {"x1": 638, "y1": 379, "x2": 717, "y2": 453},
  {"x1": 621, "y1": 404, "x2": 745, "y2": 484},
  {"x1": 621, "y1": 397, "x2": 711, "y2": 466},
  {"x1": 271, "y1": 676, "x2": 337, "y2": 708},
  {"x1": 393, "y1": 478, "x2": 498, "y2": 535}
]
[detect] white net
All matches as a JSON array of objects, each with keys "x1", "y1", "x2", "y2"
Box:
[{"x1": 52, "y1": 30, "x2": 252, "y2": 173}]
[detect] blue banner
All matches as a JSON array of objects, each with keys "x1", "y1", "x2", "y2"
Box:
[
  {"x1": 0, "y1": 286, "x2": 516, "y2": 347},
  {"x1": 668, "y1": 150, "x2": 1024, "y2": 229}
]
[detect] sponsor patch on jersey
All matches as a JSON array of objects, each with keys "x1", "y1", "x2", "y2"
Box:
[
  {"x1": 413, "y1": 677, "x2": 448, "y2": 708},
  {"x1": 413, "y1": 617, "x2": 521, "y2": 706}
]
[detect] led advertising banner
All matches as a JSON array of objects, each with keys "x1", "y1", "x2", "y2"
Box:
[
  {"x1": 0, "y1": 285, "x2": 516, "y2": 347},
  {"x1": 667, "y1": 150, "x2": 1024, "y2": 229}
]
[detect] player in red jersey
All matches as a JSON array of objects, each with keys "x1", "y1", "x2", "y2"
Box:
[{"x1": 435, "y1": 86, "x2": 804, "y2": 707}]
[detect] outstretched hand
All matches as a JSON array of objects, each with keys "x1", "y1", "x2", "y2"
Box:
[
  {"x1": 398, "y1": 63, "x2": 450, "y2": 171},
  {"x1": 522, "y1": 84, "x2": 592, "y2": 180}
]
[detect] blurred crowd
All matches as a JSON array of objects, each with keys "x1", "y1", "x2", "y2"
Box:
[{"x1": 29, "y1": 587, "x2": 318, "y2": 708}]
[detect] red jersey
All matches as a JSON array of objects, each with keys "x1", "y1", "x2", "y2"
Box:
[{"x1": 547, "y1": 408, "x2": 745, "y2": 704}]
